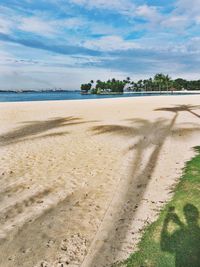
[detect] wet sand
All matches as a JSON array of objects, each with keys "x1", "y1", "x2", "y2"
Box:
[{"x1": 0, "y1": 95, "x2": 200, "y2": 266}]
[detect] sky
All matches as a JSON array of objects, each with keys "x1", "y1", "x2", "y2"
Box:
[{"x1": 0, "y1": 0, "x2": 200, "y2": 90}]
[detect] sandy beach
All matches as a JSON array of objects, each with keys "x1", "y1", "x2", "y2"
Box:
[{"x1": 0, "y1": 95, "x2": 200, "y2": 267}]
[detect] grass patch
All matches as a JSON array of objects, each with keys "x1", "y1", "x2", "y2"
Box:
[{"x1": 123, "y1": 146, "x2": 200, "y2": 267}]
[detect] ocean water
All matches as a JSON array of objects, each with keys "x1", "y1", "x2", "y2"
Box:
[{"x1": 0, "y1": 91, "x2": 197, "y2": 102}]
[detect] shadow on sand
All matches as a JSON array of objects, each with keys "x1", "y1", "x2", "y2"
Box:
[
  {"x1": 0, "y1": 116, "x2": 97, "y2": 146},
  {"x1": 84, "y1": 104, "x2": 200, "y2": 266},
  {"x1": 155, "y1": 104, "x2": 200, "y2": 119}
]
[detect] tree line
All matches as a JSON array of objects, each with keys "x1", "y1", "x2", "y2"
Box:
[
  {"x1": 81, "y1": 74, "x2": 200, "y2": 94},
  {"x1": 81, "y1": 78, "x2": 125, "y2": 94}
]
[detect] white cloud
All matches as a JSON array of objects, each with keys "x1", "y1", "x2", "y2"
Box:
[
  {"x1": 18, "y1": 16, "x2": 91, "y2": 37},
  {"x1": 0, "y1": 48, "x2": 13, "y2": 64},
  {"x1": 18, "y1": 17, "x2": 58, "y2": 36},
  {"x1": 162, "y1": 0, "x2": 200, "y2": 30},
  {"x1": 0, "y1": 7, "x2": 58, "y2": 37},
  {"x1": 161, "y1": 15, "x2": 189, "y2": 30},
  {"x1": 0, "y1": 17, "x2": 12, "y2": 34},
  {"x1": 83, "y1": 35, "x2": 140, "y2": 51},
  {"x1": 69, "y1": 0, "x2": 135, "y2": 15},
  {"x1": 135, "y1": 5, "x2": 161, "y2": 23},
  {"x1": 176, "y1": 0, "x2": 200, "y2": 15},
  {"x1": 61, "y1": 17, "x2": 86, "y2": 29},
  {"x1": 186, "y1": 37, "x2": 200, "y2": 53}
]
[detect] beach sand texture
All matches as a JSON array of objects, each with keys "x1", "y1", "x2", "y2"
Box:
[{"x1": 0, "y1": 95, "x2": 200, "y2": 267}]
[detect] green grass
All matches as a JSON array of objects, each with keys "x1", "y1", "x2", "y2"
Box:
[{"x1": 123, "y1": 146, "x2": 200, "y2": 267}]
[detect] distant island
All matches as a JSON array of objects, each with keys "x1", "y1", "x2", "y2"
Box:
[
  {"x1": 81, "y1": 73, "x2": 200, "y2": 94},
  {"x1": 0, "y1": 89, "x2": 80, "y2": 93}
]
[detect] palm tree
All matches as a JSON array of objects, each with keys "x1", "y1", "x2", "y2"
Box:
[
  {"x1": 164, "y1": 75, "x2": 171, "y2": 91},
  {"x1": 154, "y1": 73, "x2": 165, "y2": 91},
  {"x1": 126, "y1": 77, "x2": 131, "y2": 84},
  {"x1": 148, "y1": 78, "x2": 153, "y2": 91},
  {"x1": 137, "y1": 80, "x2": 143, "y2": 91},
  {"x1": 143, "y1": 79, "x2": 149, "y2": 91}
]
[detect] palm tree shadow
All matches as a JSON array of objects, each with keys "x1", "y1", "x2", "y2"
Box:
[
  {"x1": 86, "y1": 113, "x2": 200, "y2": 265},
  {"x1": 0, "y1": 117, "x2": 98, "y2": 147},
  {"x1": 161, "y1": 204, "x2": 200, "y2": 267},
  {"x1": 155, "y1": 104, "x2": 200, "y2": 119}
]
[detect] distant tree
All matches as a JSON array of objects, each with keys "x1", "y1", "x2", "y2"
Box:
[
  {"x1": 143, "y1": 79, "x2": 149, "y2": 91},
  {"x1": 90, "y1": 87, "x2": 97, "y2": 94},
  {"x1": 82, "y1": 74, "x2": 200, "y2": 94},
  {"x1": 137, "y1": 80, "x2": 143, "y2": 91},
  {"x1": 164, "y1": 75, "x2": 172, "y2": 91},
  {"x1": 81, "y1": 83, "x2": 92, "y2": 92},
  {"x1": 154, "y1": 73, "x2": 166, "y2": 91},
  {"x1": 174, "y1": 78, "x2": 187, "y2": 90},
  {"x1": 126, "y1": 77, "x2": 131, "y2": 83},
  {"x1": 147, "y1": 78, "x2": 153, "y2": 91}
]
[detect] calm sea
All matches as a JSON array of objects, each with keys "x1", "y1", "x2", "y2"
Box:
[{"x1": 0, "y1": 91, "x2": 197, "y2": 102}]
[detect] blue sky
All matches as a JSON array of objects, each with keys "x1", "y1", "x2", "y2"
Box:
[{"x1": 0, "y1": 0, "x2": 200, "y2": 90}]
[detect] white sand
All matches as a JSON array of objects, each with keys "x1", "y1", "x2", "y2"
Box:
[{"x1": 0, "y1": 95, "x2": 200, "y2": 267}]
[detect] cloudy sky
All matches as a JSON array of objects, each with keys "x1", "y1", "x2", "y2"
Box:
[{"x1": 0, "y1": 0, "x2": 200, "y2": 90}]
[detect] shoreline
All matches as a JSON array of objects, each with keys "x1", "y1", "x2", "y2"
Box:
[
  {"x1": 0, "y1": 92, "x2": 200, "y2": 105},
  {"x1": 0, "y1": 95, "x2": 200, "y2": 266},
  {"x1": 1, "y1": 90, "x2": 200, "y2": 104},
  {"x1": 1, "y1": 90, "x2": 200, "y2": 93}
]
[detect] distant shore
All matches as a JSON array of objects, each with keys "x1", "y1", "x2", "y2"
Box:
[
  {"x1": 1, "y1": 90, "x2": 200, "y2": 103},
  {"x1": 123, "y1": 90, "x2": 200, "y2": 94},
  {"x1": 0, "y1": 90, "x2": 80, "y2": 93},
  {"x1": 1, "y1": 89, "x2": 200, "y2": 94}
]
